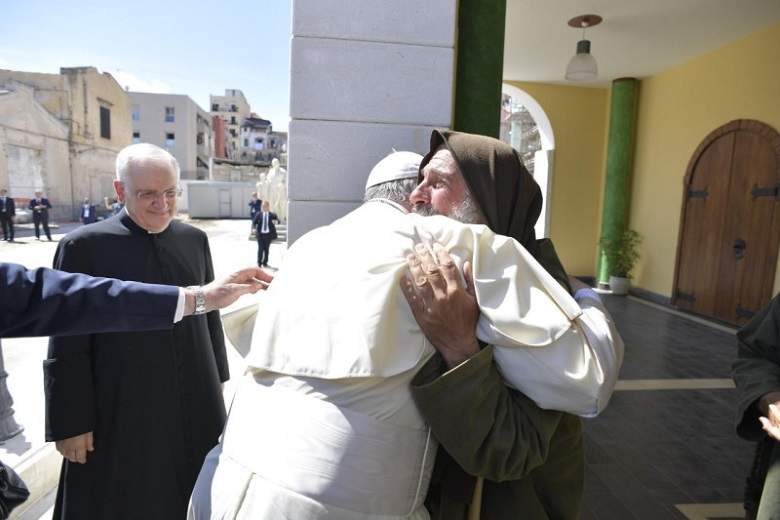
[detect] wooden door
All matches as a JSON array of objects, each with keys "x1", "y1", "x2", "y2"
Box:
[{"x1": 673, "y1": 120, "x2": 780, "y2": 326}]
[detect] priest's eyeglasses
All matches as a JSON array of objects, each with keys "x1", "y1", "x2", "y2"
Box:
[{"x1": 135, "y1": 188, "x2": 182, "y2": 202}]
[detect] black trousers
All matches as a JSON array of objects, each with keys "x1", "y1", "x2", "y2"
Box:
[
  {"x1": 33, "y1": 211, "x2": 51, "y2": 240},
  {"x1": 0, "y1": 216, "x2": 13, "y2": 241},
  {"x1": 257, "y1": 235, "x2": 272, "y2": 266}
]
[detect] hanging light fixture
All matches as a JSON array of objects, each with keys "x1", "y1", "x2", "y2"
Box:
[{"x1": 565, "y1": 14, "x2": 602, "y2": 81}]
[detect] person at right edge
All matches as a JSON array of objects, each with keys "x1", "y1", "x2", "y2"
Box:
[
  {"x1": 405, "y1": 130, "x2": 602, "y2": 519},
  {"x1": 733, "y1": 293, "x2": 780, "y2": 520}
]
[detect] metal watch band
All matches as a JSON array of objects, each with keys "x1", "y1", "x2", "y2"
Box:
[{"x1": 188, "y1": 286, "x2": 207, "y2": 315}]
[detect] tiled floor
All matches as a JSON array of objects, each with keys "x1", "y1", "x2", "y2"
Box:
[{"x1": 581, "y1": 295, "x2": 753, "y2": 520}]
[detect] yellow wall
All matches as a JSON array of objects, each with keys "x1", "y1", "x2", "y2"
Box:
[
  {"x1": 630, "y1": 21, "x2": 780, "y2": 297},
  {"x1": 505, "y1": 81, "x2": 609, "y2": 276}
]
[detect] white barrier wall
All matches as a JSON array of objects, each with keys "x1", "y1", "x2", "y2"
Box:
[{"x1": 287, "y1": 0, "x2": 458, "y2": 242}]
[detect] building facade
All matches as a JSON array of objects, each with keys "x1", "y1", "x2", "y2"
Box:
[
  {"x1": 210, "y1": 89, "x2": 250, "y2": 160},
  {"x1": 0, "y1": 66, "x2": 132, "y2": 220},
  {"x1": 239, "y1": 115, "x2": 287, "y2": 164},
  {"x1": 130, "y1": 92, "x2": 213, "y2": 180}
]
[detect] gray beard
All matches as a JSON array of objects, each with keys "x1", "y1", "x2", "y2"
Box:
[{"x1": 413, "y1": 195, "x2": 484, "y2": 225}]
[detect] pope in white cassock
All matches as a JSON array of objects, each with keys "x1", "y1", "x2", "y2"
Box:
[{"x1": 187, "y1": 151, "x2": 623, "y2": 519}]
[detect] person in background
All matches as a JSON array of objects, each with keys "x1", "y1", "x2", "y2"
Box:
[
  {"x1": 29, "y1": 190, "x2": 52, "y2": 241},
  {"x1": 252, "y1": 200, "x2": 278, "y2": 268},
  {"x1": 80, "y1": 197, "x2": 97, "y2": 225},
  {"x1": 248, "y1": 192, "x2": 261, "y2": 238},
  {"x1": 0, "y1": 189, "x2": 14, "y2": 242}
]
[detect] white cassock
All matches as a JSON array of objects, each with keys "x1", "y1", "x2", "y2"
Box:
[{"x1": 188, "y1": 199, "x2": 623, "y2": 520}]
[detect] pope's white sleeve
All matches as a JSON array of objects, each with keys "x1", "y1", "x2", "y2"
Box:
[{"x1": 466, "y1": 226, "x2": 623, "y2": 416}]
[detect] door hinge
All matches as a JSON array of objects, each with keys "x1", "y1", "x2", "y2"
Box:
[
  {"x1": 676, "y1": 291, "x2": 696, "y2": 304},
  {"x1": 736, "y1": 306, "x2": 755, "y2": 320},
  {"x1": 751, "y1": 184, "x2": 779, "y2": 200},
  {"x1": 688, "y1": 188, "x2": 709, "y2": 199}
]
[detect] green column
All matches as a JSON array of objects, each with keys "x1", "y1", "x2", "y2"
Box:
[
  {"x1": 597, "y1": 78, "x2": 639, "y2": 285},
  {"x1": 453, "y1": 0, "x2": 507, "y2": 138}
]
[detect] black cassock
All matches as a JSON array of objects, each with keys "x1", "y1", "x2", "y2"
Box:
[{"x1": 44, "y1": 212, "x2": 229, "y2": 520}]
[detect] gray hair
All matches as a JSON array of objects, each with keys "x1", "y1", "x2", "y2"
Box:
[
  {"x1": 116, "y1": 143, "x2": 180, "y2": 185},
  {"x1": 363, "y1": 178, "x2": 418, "y2": 209}
]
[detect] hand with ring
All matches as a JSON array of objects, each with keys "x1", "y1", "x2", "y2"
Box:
[{"x1": 400, "y1": 242, "x2": 480, "y2": 368}]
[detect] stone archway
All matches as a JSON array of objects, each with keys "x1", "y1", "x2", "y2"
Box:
[{"x1": 500, "y1": 84, "x2": 555, "y2": 238}]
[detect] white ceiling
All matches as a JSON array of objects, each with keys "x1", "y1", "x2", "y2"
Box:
[{"x1": 503, "y1": 0, "x2": 780, "y2": 86}]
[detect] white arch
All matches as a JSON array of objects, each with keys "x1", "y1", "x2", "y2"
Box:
[
  {"x1": 501, "y1": 84, "x2": 554, "y2": 150},
  {"x1": 501, "y1": 83, "x2": 555, "y2": 238}
]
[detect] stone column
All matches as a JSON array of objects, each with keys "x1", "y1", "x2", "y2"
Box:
[
  {"x1": 287, "y1": 0, "x2": 458, "y2": 243},
  {"x1": 597, "y1": 78, "x2": 639, "y2": 286},
  {"x1": 453, "y1": 0, "x2": 507, "y2": 138}
]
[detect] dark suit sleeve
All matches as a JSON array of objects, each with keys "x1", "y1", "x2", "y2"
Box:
[
  {"x1": 0, "y1": 263, "x2": 179, "y2": 338},
  {"x1": 202, "y1": 236, "x2": 229, "y2": 382},
  {"x1": 733, "y1": 295, "x2": 780, "y2": 441},
  {"x1": 9, "y1": 199, "x2": 14, "y2": 215},
  {"x1": 411, "y1": 347, "x2": 561, "y2": 481}
]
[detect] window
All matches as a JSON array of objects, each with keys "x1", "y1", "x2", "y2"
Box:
[
  {"x1": 243, "y1": 138, "x2": 249, "y2": 147},
  {"x1": 196, "y1": 132, "x2": 204, "y2": 145},
  {"x1": 230, "y1": 104, "x2": 237, "y2": 112},
  {"x1": 165, "y1": 132, "x2": 175, "y2": 148},
  {"x1": 230, "y1": 129, "x2": 237, "y2": 137},
  {"x1": 165, "y1": 107, "x2": 175, "y2": 123},
  {"x1": 211, "y1": 103, "x2": 219, "y2": 111},
  {"x1": 132, "y1": 131, "x2": 140, "y2": 144},
  {"x1": 131, "y1": 104, "x2": 140, "y2": 121},
  {"x1": 230, "y1": 116, "x2": 236, "y2": 125},
  {"x1": 100, "y1": 106, "x2": 111, "y2": 139},
  {"x1": 254, "y1": 137, "x2": 264, "y2": 150}
]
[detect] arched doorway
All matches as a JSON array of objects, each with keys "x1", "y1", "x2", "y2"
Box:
[
  {"x1": 673, "y1": 119, "x2": 780, "y2": 325},
  {"x1": 500, "y1": 84, "x2": 555, "y2": 238}
]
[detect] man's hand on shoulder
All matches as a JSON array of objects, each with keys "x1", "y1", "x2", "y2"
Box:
[
  {"x1": 400, "y1": 242, "x2": 480, "y2": 369},
  {"x1": 759, "y1": 392, "x2": 780, "y2": 441},
  {"x1": 56, "y1": 431, "x2": 94, "y2": 464},
  {"x1": 184, "y1": 266, "x2": 273, "y2": 315}
]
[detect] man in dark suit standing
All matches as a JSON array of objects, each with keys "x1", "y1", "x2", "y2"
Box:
[
  {"x1": 29, "y1": 190, "x2": 52, "y2": 241},
  {"x1": 252, "y1": 200, "x2": 278, "y2": 267},
  {"x1": 80, "y1": 197, "x2": 97, "y2": 225},
  {"x1": 0, "y1": 189, "x2": 14, "y2": 242}
]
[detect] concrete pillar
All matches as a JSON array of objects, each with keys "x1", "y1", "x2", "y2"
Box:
[
  {"x1": 597, "y1": 78, "x2": 639, "y2": 286},
  {"x1": 287, "y1": 0, "x2": 458, "y2": 243},
  {"x1": 453, "y1": 0, "x2": 507, "y2": 138}
]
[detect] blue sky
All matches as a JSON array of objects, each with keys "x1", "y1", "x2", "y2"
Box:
[{"x1": 0, "y1": 0, "x2": 292, "y2": 131}]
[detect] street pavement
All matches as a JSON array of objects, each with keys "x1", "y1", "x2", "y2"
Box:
[{"x1": 0, "y1": 216, "x2": 286, "y2": 519}]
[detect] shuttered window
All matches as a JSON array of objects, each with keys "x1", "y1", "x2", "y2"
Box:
[{"x1": 100, "y1": 106, "x2": 111, "y2": 139}]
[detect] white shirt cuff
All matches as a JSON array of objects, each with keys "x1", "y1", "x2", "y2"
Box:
[{"x1": 174, "y1": 288, "x2": 186, "y2": 323}]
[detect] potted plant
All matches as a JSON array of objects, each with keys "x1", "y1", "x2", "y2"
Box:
[{"x1": 599, "y1": 229, "x2": 641, "y2": 295}]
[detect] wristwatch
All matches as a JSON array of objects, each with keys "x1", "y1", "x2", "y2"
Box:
[{"x1": 187, "y1": 286, "x2": 207, "y2": 315}]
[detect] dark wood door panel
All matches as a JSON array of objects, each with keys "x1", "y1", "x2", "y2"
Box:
[
  {"x1": 675, "y1": 132, "x2": 735, "y2": 317},
  {"x1": 673, "y1": 120, "x2": 780, "y2": 327}
]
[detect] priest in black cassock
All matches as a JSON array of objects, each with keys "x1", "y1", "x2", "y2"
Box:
[{"x1": 44, "y1": 143, "x2": 229, "y2": 520}]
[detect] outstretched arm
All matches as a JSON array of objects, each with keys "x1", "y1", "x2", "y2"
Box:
[{"x1": 1, "y1": 262, "x2": 272, "y2": 338}]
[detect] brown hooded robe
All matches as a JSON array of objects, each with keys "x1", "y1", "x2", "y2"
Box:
[{"x1": 411, "y1": 130, "x2": 584, "y2": 520}]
